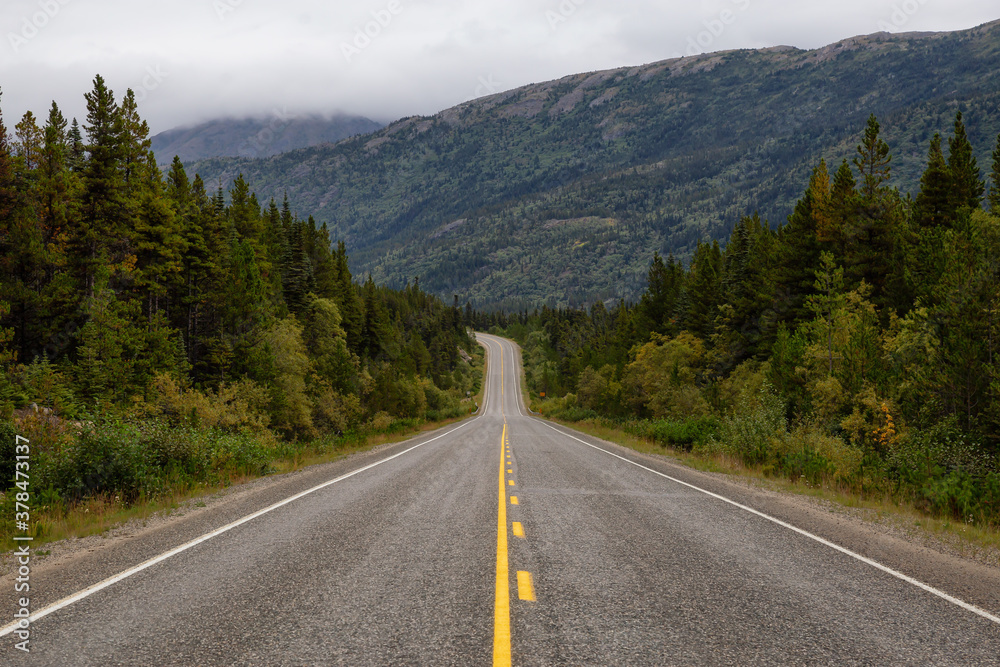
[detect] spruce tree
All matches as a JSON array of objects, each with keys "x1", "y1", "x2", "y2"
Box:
[
  {"x1": 40, "y1": 102, "x2": 71, "y2": 245},
  {"x1": 66, "y1": 118, "x2": 84, "y2": 172},
  {"x1": 636, "y1": 252, "x2": 681, "y2": 337},
  {"x1": 988, "y1": 133, "x2": 1000, "y2": 215},
  {"x1": 683, "y1": 240, "x2": 722, "y2": 340},
  {"x1": 820, "y1": 159, "x2": 857, "y2": 261},
  {"x1": 853, "y1": 114, "x2": 891, "y2": 202},
  {"x1": 913, "y1": 133, "x2": 953, "y2": 228},
  {"x1": 946, "y1": 111, "x2": 984, "y2": 214},
  {"x1": 776, "y1": 162, "x2": 827, "y2": 323},
  {"x1": 77, "y1": 74, "x2": 123, "y2": 295},
  {"x1": 117, "y1": 89, "x2": 152, "y2": 192},
  {"x1": 332, "y1": 241, "x2": 364, "y2": 353}
]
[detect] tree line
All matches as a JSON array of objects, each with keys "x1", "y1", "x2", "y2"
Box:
[
  {"x1": 0, "y1": 74, "x2": 479, "y2": 446},
  {"x1": 479, "y1": 113, "x2": 1000, "y2": 525}
]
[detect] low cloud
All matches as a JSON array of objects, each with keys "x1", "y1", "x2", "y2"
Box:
[{"x1": 0, "y1": 0, "x2": 996, "y2": 133}]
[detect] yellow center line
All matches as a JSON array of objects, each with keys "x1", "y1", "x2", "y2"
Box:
[
  {"x1": 517, "y1": 571, "x2": 536, "y2": 601},
  {"x1": 508, "y1": 480, "x2": 515, "y2": 486},
  {"x1": 493, "y1": 423, "x2": 511, "y2": 666},
  {"x1": 510, "y1": 496, "x2": 518, "y2": 505},
  {"x1": 512, "y1": 522, "x2": 525, "y2": 538}
]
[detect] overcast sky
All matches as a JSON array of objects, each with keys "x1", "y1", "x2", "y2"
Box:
[{"x1": 0, "y1": 0, "x2": 997, "y2": 135}]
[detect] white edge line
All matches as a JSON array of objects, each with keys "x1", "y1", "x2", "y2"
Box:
[
  {"x1": 0, "y1": 413, "x2": 483, "y2": 637},
  {"x1": 538, "y1": 420, "x2": 1000, "y2": 626}
]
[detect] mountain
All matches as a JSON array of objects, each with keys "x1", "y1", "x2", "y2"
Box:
[
  {"x1": 151, "y1": 113, "x2": 383, "y2": 163},
  {"x1": 184, "y1": 20, "x2": 1000, "y2": 309}
]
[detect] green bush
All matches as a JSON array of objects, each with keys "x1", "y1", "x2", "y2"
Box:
[
  {"x1": 629, "y1": 416, "x2": 721, "y2": 451},
  {"x1": 0, "y1": 420, "x2": 16, "y2": 488},
  {"x1": 712, "y1": 383, "x2": 787, "y2": 466},
  {"x1": 781, "y1": 447, "x2": 834, "y2": 486}
]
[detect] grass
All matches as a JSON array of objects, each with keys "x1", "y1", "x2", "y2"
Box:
[
  {"x1": 1, "y1": 411, "x2": 478, "y2": 555},
  {"x1": 538, "y1": 412, "x2": 1000, "y2": 559}
]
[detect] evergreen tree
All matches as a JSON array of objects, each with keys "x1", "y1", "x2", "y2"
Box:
[
  {"x1": 40, "y1": 102, "x2": 72, "y2": 243},
  {"x1": 332, "y1": 241, "x2": 364, "y2": 353},
  {"x1": 722, "y1": 213, "x2": 777, "y2": 360},
  {"x1": 946, "y1": 111, "x2": 984, "y2": 214},
  {"x1": 116, "y1": 89, "x2": 152, "y2": 192},
  {"x1": 66, "y1": 118, "x2": 85, "y2": 172},
  {"x1": 683, "y1": 240, "x2": 722, "y2": 340},
  {"x1": 361, "y1": 274, "x2": 392, "y2": 359},
  {"x1": 913, "y1": 133, "x2": 953, "y2": 228},
  {"x1": 313, "y1": 222, "x2": 337, "y2": 299},
  {"x1": 636, "y1": 252, "x2": 682, "y2": 338},
  {"x1": 987, "y1": 133, "x2": 1000, "y2": 215},
  {"x1": 819, "y1": 159, "x2": 857, "y2": 262},
  {"x1": 76, "y1": 75, "x2": 124, "y2": 295},
  {"x1": 853, "y1": 114, "x2": 891, "y2": 203},
  {"x1": 776, "y1": 162, "x2": 827, "y2": 323}
]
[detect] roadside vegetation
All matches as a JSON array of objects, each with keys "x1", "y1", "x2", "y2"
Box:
[
  {"x1": 0, "y1": 76, "x2": 483, "y2": 549},
  {"x1": 480, "y1": 113, "x2": 1000, "y2": 535}
]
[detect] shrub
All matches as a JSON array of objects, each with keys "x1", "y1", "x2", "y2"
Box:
[
  {"x1": 152, "y1": 374, "x2": 271, "y2": 432},
  {"x1": 712, "y1": 383, "x2": 787, "y2": 466},
  {"x1": 772, "y1": 423, "x2": 863, "y2": 484},
  {"x1": 625, "y1": 416, "x2": 720, "y2": 452}
]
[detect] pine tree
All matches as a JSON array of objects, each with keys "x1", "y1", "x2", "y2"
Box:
[
  {"x1": 66, "y1": 118, "x2": 84, "y2": 172},
  {"x1": 282, "y1": 220, "x2": 312, "y2": 314},
  {"x1": 806, "y1": 252, "x2": 846, "y2": 375},
  {"x1": 853, "y1": 114, "x2": 891, "y2": 202},
  {"x1": 332, "y1": 241, "x2": 363, "y2": 353},
  {"x1": 361, "y1": 274, "x2": 392, "y2": 359},
  {"x1": 683, "y1": 240, "x2": 722, "y2": 340},
  {"x1": 228, "y1": 174, "x2": 262, "y2": 243},
  {"x1": 776, "y1": 162, "x2": 827, "y2": 324},
  {"x1": 0, "y1": 96, "x2": 40, "y2": 362},
  {"x1": 913, "y1": 133, "x2": 953, "y2": 228},
  {"x1": 13, "y1": 111, "x2": 43, "y2": 171},
  {"x1": 946, "y1": 111, "x2": 984, "y2": 214},
  {"x1": 636, "y1": 252, "x2": 682, "y2": 338},
  {"x1": 820, "y1": 159, "x2": 857, "y2": 261},
  {"x1": 76, "y1": 74, "x2": 124, "y2": 295},
  {"x1": 312, "y1": 222, "x2": 337, "y2": 299},
  {"x1": 133, "y1": 158, "x2": 184, "y2": 318},
  {"x1": 987, "y1": 133, "x2": 1000, "y2": 215},
  {"x1": 846, "y1": 117, "x2": 901, "y2": 311},
  {"x1": 116, "y1": 89, "x2": 152, "y2": 192}
]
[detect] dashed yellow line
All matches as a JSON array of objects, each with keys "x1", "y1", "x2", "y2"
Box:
[
  {"x1": 508, "y1": 480, "x2": 515, "y2": 486},
  {"x1": 517, "y1": 571, "x2": 536, "y2": 601},
  {"x1": 512, "y1": 522, "x2": 525, "y2": 538},
  {"x1": 510, "y1": 496, "x2": 519, "y2": 505}
]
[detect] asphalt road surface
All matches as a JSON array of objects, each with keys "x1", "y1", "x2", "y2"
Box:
[{"x1": 2, "y1": 333, "x2": 999, "y2": 665}]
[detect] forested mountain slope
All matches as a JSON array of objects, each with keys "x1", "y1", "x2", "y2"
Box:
[
  {"x1": 151, "y1": 114, "x2": 383, "y2": 163},
  {"x1": 188, "y1": 20, "x2": 1000, "y2": 309}
]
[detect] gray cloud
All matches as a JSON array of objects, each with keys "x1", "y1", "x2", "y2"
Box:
[{"x1": 0, "y1": 0, "x2": 996, "y2": 133}]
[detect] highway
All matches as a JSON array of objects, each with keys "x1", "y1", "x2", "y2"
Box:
[{"x1": 2, "y1": 333, "x2": 1000, "y2": 665}]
